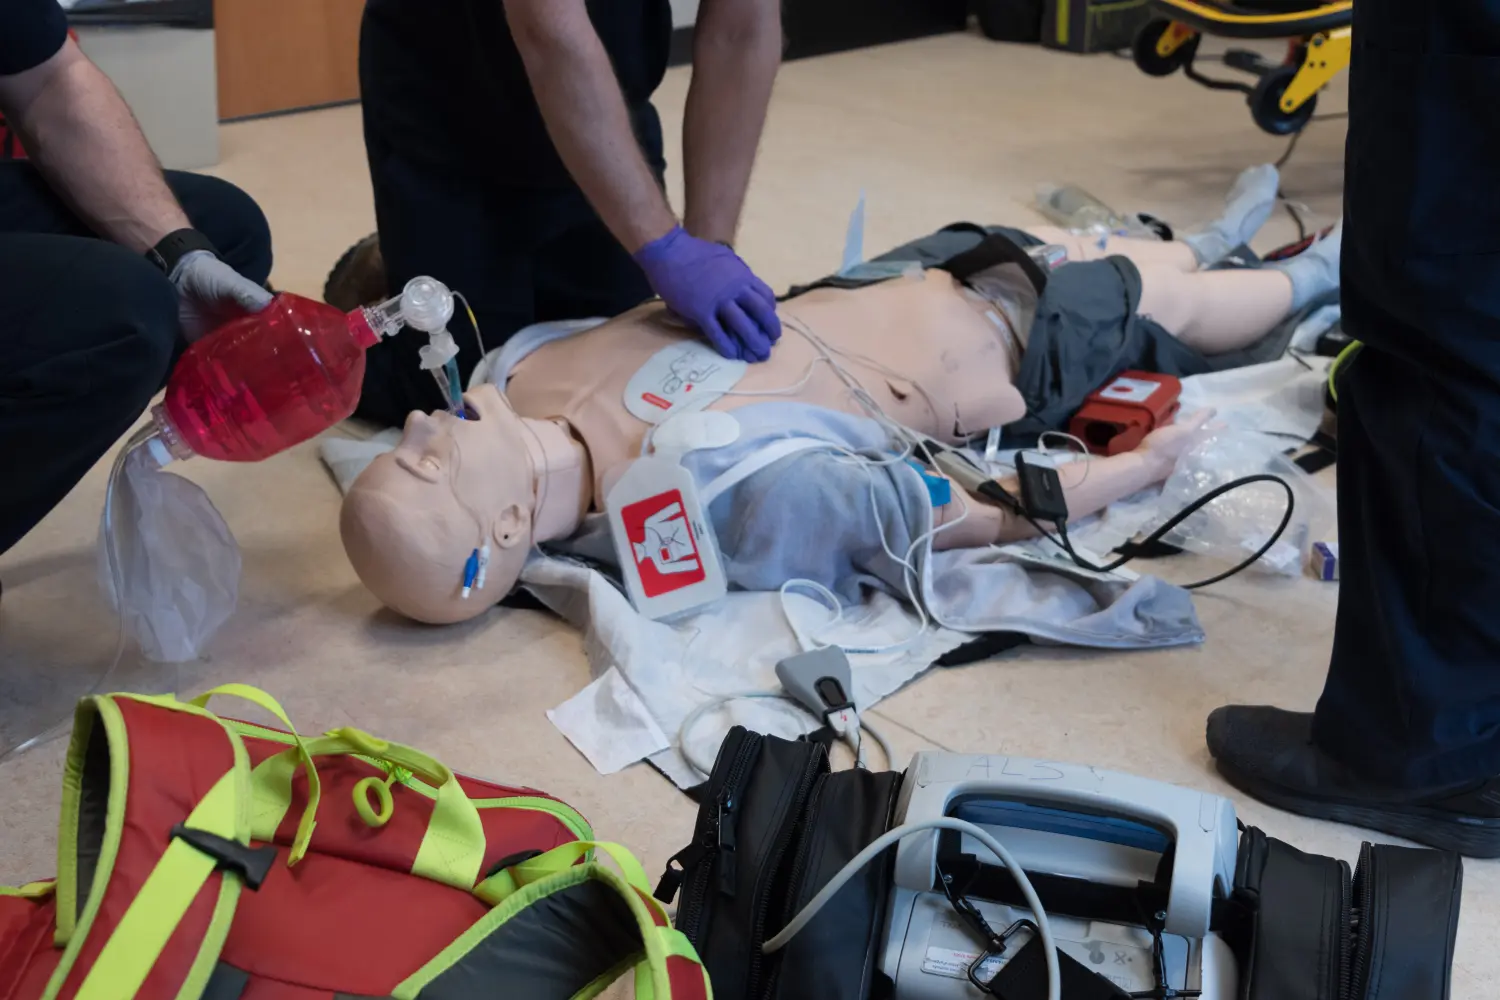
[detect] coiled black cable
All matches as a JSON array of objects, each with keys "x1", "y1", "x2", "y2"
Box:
[{"x1": 1024, "y1": 473, "x2": 1297, "y2": 590}]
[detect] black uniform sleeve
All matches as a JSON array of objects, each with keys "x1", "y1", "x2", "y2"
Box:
[{"x1": 0, "y1": 0, "x2": 69, "y2": 78}]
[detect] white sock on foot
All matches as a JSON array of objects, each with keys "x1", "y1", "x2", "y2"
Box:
[
  {"x1": 1269, "y1": 220, "x2": 1343, "y2": 311},
  {"x1": 1183, "y1": 164, "x2": 1282, "y2": 266}
]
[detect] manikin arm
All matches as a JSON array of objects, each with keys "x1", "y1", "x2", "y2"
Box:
[
  {"x1": 930, "y1": 411, "x2": 1214, "y2": 551},
  {"x1": 682, "y1": 0, "x2": 783, "y2": 244},
  {"x1": 503, "y1": 0, "x2": 677, "y2": 252},
  {"x1": 0, "y1": 39, "x2": 190, "y2": 252}
]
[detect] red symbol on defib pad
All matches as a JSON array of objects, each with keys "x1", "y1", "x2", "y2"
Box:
[
  {"x1": 621, "y1": 490, "x2": 706, "y2": 597},
  {"x1": 642, "y1": 393, "x2": 672, "y2": 410}
]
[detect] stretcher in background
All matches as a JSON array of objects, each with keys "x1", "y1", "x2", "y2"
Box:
[{"x1": 1131, "y1": 0, "x2": 1351, "y2": 135}]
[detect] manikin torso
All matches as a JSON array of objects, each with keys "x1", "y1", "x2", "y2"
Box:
[{"x1": 504, "y1": 269, "x2": 1027, "y2": 502}]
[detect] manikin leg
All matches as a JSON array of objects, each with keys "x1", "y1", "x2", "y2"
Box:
[
  {"x1": 1134, "y1": 266, "x2": 1294, "y2": 355},
  {"x1": 1025, "y1": 163, "x2": 1282, "y2": 272}
]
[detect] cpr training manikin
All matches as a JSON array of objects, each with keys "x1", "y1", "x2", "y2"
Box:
[{"x1": 339, "y1": 193, "x2": 1343, "y2": 636}]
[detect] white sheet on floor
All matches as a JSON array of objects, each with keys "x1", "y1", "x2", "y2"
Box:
[
  {"x1": 523, "y1": 555, "x2": 967, "y2": 783},
  {"x1": 1177, "y1": 355, "x2": 1331, "y2": 442}
]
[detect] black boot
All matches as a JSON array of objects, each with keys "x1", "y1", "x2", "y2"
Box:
[{"x1": 1207, "y1": 705, "x2": 1500, "y2": 857}]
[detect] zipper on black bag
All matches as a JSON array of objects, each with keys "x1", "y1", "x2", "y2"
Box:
[
  {"x1": 664, "y1": 731, "x2": 763, "y2": 944},
  {"x1": 1334, "y1": 855, "x2": 1354, "y2": 1000},
  {"x1": 1346, "y1": 842, "x2": 1375, "y2": 1000},
  {"x1": 756, "y1": 775, "x2": 830, "y2": 1000},
  {"x1": 745, "y1": 747, "x2": 829, "y2": 1000}
]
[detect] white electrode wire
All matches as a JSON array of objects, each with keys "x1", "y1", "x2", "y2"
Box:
[
  {"x1": 764, "y1": 313, "x2": 978, "y2": 659},
  {"x1": 862, "y1": 718, "x2": 895, "y2": 770},
  {"x1": 1034, "y1": 430, "x2": 1092, "y2": 487},
  {"x1": 3, "y1": 424, "x2": 155, "y2": 763},
  {"x1": 678, "y1": 693, "x2": 897, "y2": 777},
  {"x1": 454, "y1": 291, "x2": 486, "y2": 359},
  {"x1": 845, "y1": 726, "x2": 864, "y2": 769},
  {"x1": 782, "y1": 313, "x2": 946, "y2": 429},
  {"x1": 721, "y1": 356, "x2": 829, "y2": 398},
  {"x1": 678, "y1": 693, "x2": 821, "y2": 777},
  {"x1": 760, "y1": 817, "x2": 1060, "y2": 1000}
]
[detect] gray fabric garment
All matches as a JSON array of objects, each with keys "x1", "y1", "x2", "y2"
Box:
[{"x1": 548, "y1": 403, "x2": 1204, "y2": 651}]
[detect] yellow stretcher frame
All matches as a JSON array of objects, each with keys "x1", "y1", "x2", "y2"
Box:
[{"x1": 1133, "y1": 0, "x2": 1352, "y2": 135}]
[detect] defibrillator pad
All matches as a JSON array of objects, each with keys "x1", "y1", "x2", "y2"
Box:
[{"x1": 624, "y1": 341, "x2": 749, "y2": 424}]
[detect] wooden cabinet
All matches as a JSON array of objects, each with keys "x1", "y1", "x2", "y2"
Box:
[{"x1": 214, "y1": 0, "x2": 364, "y2": 119}]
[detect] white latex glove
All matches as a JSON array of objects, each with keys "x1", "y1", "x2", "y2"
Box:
[{"x1": 170, "y1": 250, "x2": 274, "y2": 341}]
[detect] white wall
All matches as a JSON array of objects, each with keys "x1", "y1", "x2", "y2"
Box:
[
  {"x1": 670, "y1": 0, "x2": 700, "y2": 28},
  {"x1": 76, "y1": 25, "x2": 219, "y2": 170}
]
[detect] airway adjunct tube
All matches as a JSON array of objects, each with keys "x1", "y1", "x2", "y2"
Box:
[{"x1": 152, "y1": 292, "x2": 382, "y2": 463}]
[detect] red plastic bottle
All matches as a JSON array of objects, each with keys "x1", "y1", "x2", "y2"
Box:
[{"x1": 153, "y1": 292, "x2": 381, "y2": 463}]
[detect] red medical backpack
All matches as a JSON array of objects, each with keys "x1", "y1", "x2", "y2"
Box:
[{"x1": 0, "y1": 684, "x2": 710, "y2": 999}]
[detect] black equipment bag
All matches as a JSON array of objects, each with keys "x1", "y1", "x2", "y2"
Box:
[
  {"x1": 653, "y1": 726, "x2": 904, "y2": 1000},
  {"x1": 658, "y1": 728, "x2": 1464, "y2": 1000},
  {"x1": 1220, "y1": 827, "x2": 1463, "y2": 1000}
]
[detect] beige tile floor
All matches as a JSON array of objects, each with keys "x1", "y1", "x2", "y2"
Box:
[{"x1": 2, "y1": 30, "x2": 1491, "y2": 996}]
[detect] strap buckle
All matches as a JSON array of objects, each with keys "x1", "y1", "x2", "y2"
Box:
[{"x1": 170, "y1": 824, "x2": 278, "y2": 890}]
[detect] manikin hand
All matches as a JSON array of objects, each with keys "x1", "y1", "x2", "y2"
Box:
[
  {"x1": 1139, "y1": 408, "x2": 1217, "y2": 473},
  {"x1": 633, "y1": 226, "x2": 781, "y2": 362},
  {"x1": 171, "y1": 250, "x2": 275, "y2": 342}
]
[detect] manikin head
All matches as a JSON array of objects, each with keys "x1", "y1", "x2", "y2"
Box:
[{"x1": 340, "y1": 384, "x2": 588, "y2": 624}]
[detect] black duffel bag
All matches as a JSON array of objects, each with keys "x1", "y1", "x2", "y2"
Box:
[{"x1": 658, "y1": 727, "x2": 1464, "y2": 1000}]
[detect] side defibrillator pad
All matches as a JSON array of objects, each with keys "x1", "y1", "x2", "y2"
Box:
[
  {"x1": 624, "y1": 341, "x2": 749, "y2": 424},
  {"x1": 605, "y1": 455, "x2": 728, "y2": 620}
]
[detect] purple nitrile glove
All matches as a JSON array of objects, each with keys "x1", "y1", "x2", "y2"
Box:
[{"x1": 633, "y1": 226, "x2": 781, "y2": 362}]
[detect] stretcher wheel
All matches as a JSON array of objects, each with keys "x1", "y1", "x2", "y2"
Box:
[
  {"x1": 1133, "y1": 19, "x2": 1195, "y2": 77},
  {"x1": 1249, "y1": 65, "x2": 1318, "y2": 135}
]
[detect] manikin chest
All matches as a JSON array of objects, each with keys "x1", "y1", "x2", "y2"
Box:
[{"x1": 503, "y1": 271, "x2": 1026, "y2": 503}]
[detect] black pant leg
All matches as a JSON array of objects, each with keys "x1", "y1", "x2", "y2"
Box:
[
  {"x1": 162, "y1": 171, "x2": 274, "y2": 286},
  {"x1": 0, "y1": 235, "x2": 180, "y2": 554},
  {"x1": 0, "y1": 163, "x2": 272, "y2": 286},
  {"x1": 1312, "y1": 0, "x2": 1500, "y2": 786},
  {"x1": 355, "y1": 144, "x2": 568, "y2": 427}
]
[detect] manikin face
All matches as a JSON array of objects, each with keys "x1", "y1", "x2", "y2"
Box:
[{"x1": 341, "y1": 385, "x2": 537, "y2": 624}]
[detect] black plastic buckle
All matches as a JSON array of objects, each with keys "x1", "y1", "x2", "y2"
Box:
[
  {"x1": 966, "y1": 919, "x2": 1034, "y2": 995},
  {"x1": 485, "y1": 849, "x2": 545, "y2": 881},
  {"x1": 170, "y1": 824, "x2": 277, "y2": 890}
]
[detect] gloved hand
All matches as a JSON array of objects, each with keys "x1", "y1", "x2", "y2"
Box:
[
  {"x1": 170, "y1": 250, "x2": 274, "y2": 341},
  {"x1": 633, "y1": 226, "x2": 781, "y2": 362}
]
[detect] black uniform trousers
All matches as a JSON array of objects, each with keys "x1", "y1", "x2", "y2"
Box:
[
  {"x1": 0, "y1": 164, "x2": 272, "y2": 556},
  {"x1": 1314, "y1": 0, "x2": 1500, "y2": 786}
]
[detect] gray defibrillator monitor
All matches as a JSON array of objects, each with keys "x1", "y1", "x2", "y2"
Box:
[{"x1": 881, "y1": 753, "x2": 1240, "y2": 999}]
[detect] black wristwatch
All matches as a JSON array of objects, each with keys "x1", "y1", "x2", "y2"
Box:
[{"x1": 145, "y1": 228, "x2": 219, "y2": 275}]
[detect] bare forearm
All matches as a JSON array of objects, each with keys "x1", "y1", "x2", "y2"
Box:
[
  {"x1": 506, "y1": 2, "x2": 676, "y2": 252},
  {"x1": 932, "y1": 448, "x2": 1174, "y2": 550},
  {"x1": 5, "y1": 42, "x2": 187, "y2": 252},
  {"x1": 682, "y1": 0, "x2": 782, "y2": 244}
]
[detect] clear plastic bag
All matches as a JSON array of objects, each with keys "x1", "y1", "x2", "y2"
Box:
[
  {"x1": 1034, "y1": 183, "x2": 1160, "y2": 241},
  {"x1": 1157, "y1": 430, "x2": 1333, "y2": 577},
  {"x1": 97, "y1": 442, "x2": 241, "y2": 663}
]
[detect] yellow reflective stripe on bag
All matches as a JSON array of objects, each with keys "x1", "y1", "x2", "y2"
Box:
[
  {"x1": 192, "y1": 683, "x2": 321, "y2": 864},
  {"x1": 250, "y1": 726, "x2": 486, "y2": 890},
  {"x1": 70, "y1": 769, "x2": 243, "y2": 1000}
]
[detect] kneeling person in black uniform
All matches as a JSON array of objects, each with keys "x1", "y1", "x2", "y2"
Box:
[
  {"x1": 0, "y1": 0, "x2": 274, "y2": 556},
  {"x1": 356, "y1": 0, "x2": 785, "y2": 427}
]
